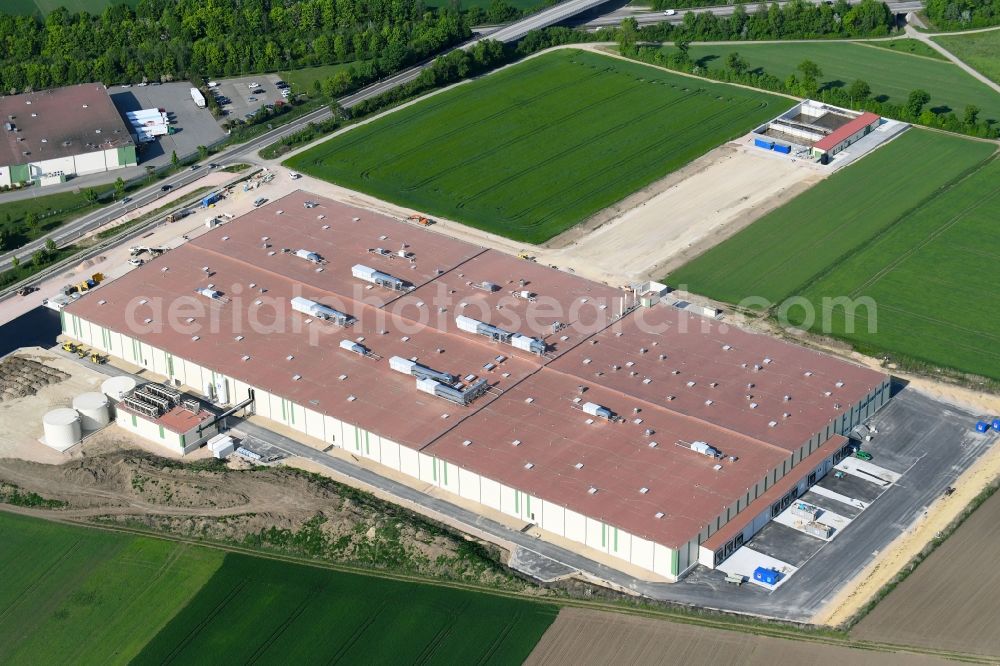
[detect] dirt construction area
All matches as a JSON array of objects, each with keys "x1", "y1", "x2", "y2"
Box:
[
  {"x1": 851, "y1": 487, "x2": 1000, "y2": 658},
  {"x1": 0, "y1": 442, "x2": 524, "y2": 589},
  {"x1": 526, "y1": 608, "x2": 950, "y2": 665},
  {"x1": 543, "y1": 141, "x2": 824, "y2": 285}
]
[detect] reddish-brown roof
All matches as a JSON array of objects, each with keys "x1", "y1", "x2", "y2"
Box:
[
  {"x1": 548, "y1": 307, "x2": 885, "y2": 452},
  {"x1": 118, "y1": 401, "x2": 213, "y2": 435},
  {"x1": 66, "y1": 191, "x2": 888, "y2": 549},
  {"x1": 0, "y1": 83, "x2": 133, "y2": 166},
  {"x1": 426, "y1": 373, "x2": 791, "y2": 547},
  {"x1": 813, "y1": 112, "x2": 880, "y2": 152}
]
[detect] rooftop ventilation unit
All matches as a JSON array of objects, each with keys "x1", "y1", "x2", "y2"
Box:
[
  {"x1": 293, "y1": 249, "x2": 325, "y2": 264},
  {"x1": 352, "y1": 264, "x2": 411, "y2": 291},
  {"x1": 195, "y1": 287, "x2": 226, "y2": 301},
  {"x1": 290, "y1": 296, "x2": 353, "y2": 326},
  {"x1": 389, "y1": 356, "x2": 455, "y2": 384},
  {"x1": 578, "y1": 401, "x2": 623, "y2": 422},
  {"x1": 454, "y1": 315, "x2": 546, "y2": 355},
  {"x1": 689, "y1": 440, "x2": 721, "y2": 458},
  {"x1": 339, "y1": 339, "x2": 381, "y2": 360},
  {"x1": 473, "y1": 281, "x2": 499, "y2": 292}
]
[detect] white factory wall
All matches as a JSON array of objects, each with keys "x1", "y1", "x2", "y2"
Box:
[
  {"x1": 74, "y1": 150, "x2": 109, "y2": 175},
  {"x1": 0, "y1": 166, "x2": 11, "y2": 187},
  {"x1": 115, "y1": 408, "x2": 215, "y2": 455},
  {"x1": 64, "y1": 313, "x2": 887, "y2": 581},
  {"x1": 20, "y1": 147, "x2": 130, "y2": 185}
]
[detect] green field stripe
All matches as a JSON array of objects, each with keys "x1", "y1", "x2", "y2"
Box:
[{"x1": 289, "y1": 49, "x2": 784, "y2": 244}]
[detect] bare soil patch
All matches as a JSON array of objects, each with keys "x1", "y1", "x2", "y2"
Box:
[
  {"x1": 851, "y1": 487, "x2": 1000, "y2": 657},
  {"x1": 527, "y1": 608, "x2": 950, "y2": 666},
  {"x1": 0, "y1": 445, "x2": 523, "y2": 588}
]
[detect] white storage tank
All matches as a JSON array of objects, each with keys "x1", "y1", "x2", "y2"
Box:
[
  {"x1": 73, "y1": 392, "x2": 111, "y2": 430},
  {"x1": 208, "y1": 434, "x2": 236, "y2": 459},
  {"x1": 101, "y1": 375, "x2": 137, "y2": 402},
  {"x1": 43, "y1": 408, "x2": 82, "y2": 451}
]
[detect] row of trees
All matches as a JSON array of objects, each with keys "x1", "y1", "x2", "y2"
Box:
[
  {"x1": 925, "y1": 0, "x2": 1000, "y2": 28},
  {"x1": 633, "y1": 45, "x2": 998, "y2": 138},
  {"x1": 630, "y1": 0, "x2": 898, "y2": 43},
  {"x1": 0, "y1": 0, "x2": 472, "y2": 93}
]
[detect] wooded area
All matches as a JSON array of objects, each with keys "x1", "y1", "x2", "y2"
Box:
[{"x1": 0, "y1": 0, "x2": 471, "y2": 92}]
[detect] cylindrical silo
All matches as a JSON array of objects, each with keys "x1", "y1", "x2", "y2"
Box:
[
  {"x1": 101, "y1": 376, "x2": 138, "y2": 402},
  {"x1": 73, "y1": 392, "x2": 111, "y2": 430},
  {"x1": 43, "y1": 408, "x2": 82, "y2": 451}
]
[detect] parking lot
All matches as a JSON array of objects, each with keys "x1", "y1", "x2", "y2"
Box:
[
  {"x1": 110, "y1": 82, "x2": 226, "y2": 167},
  {"x1": 208, "y1": 74, "x2": 290, "y2": 126}
]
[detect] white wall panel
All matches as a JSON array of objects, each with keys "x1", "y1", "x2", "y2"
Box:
[{"x1": 458, "y1": 468, "x2": 480, "y2": 502}]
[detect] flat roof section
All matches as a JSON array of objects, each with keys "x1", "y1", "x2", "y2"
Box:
[
  {"x1": 400, "y1": 250, "x2": 624, "y2": 359},
  {"x1": 427, "y1": 373, "x2": 791, "y2": 548},
  {"x1": 0, "y1": 83, "x2": 134, "y2": 167},
  {"x1": 191, "y1": 190, "x2": 485, "y2": 307},
  {"x1": 813, "y1": 112, "x2": 881, "y2": 152},
  {"x1": 68, "y1": 241, "x2": 540, "y2": 449},
  {"x1": 549, "y1": 307, "x2": 886, "y2": 452}
]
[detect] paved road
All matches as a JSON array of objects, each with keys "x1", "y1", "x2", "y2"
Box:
[
  {"x1": 585, "y1": 0, "x2": 924, "y2": 27},
  {"x1": 0, "y1": 0, "x2": 614, "y2": 275},
  {"x1": 906, "y1": 24, "x2": 1000, "y2": 94}
]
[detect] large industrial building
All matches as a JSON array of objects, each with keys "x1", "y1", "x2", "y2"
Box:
[
  {"x1": 60, "y1": 191, "x2": 891, "y2": 580},
  {"x1": 0, "y1": 83, "x2": 137, "y2": 187}
]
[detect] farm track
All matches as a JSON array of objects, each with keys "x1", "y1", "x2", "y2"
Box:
[{"x1": 6, "y1": 506, "x2": 995, "y2": 664}]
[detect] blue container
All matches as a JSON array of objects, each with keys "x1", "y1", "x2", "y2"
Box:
[
  {"x1": 753, "y1": 567, "x2": 779, "y2": 585},
  {"x1": 201, "y1": 192, "x2": 221, "y2": 208},
  {"x1": 992, "y1": 418, "x2": 1000, "y2": 431},
  {"x1": 754, "y1": 138, "x2": 774, "y2": 150},
  {"x1": 773, "y1": 143, "x2": 791, "y2": 154},
  {"x1": 976, "y1": 421, "x2": 990, "y2": 433}
]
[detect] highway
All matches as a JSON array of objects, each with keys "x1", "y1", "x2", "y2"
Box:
[
  {"x1": 584, "y1": 0, "x2": 924, "y2": 27},
  {"x1": 0, "y1": 0, "x2": 615, "y2": 276}
]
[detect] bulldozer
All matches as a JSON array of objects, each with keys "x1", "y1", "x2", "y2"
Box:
[
  {"x1": 76, "y1": 347, "x2": 89, "y2": 359},
  {"x1": 61, "y1": 341, "x2": 79, "y2": 354},
  {"x1": 89, "y1": 352, "x2": 108, "y2": 365},
  {"x1": 517, "y1": 252, "x2": 536, "y2": 262}
]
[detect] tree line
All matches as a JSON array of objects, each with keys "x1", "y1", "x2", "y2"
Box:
[
  {"x1": 925, "y1": 0, "x2": 1000, "y2": 28},
  {"x1": 626, "y1": 0, "x2": 899, "y2": 43},
  {"x1": 0, "y1": 0, "x2": 471, "y2": 93},
  {"x1": 630, "y1": 45, "x2": 999, "y2": 138}
]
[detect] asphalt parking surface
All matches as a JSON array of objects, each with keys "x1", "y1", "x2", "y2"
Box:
[
  {"x1": 816, "y1": 472, "x2": 886, "y2": 504},
  {"x1": 747, "y1": 522, "x2": 827, "y2": 568},
  {"x1": 800, "y1": 489, "x2": 863, "y2": 519},
  {"x1": 209, "y1": 74, "x2": 286, "y2": 125},
  {"x1": 110, "y1": 82, "x2": 226, "y2": 166}
]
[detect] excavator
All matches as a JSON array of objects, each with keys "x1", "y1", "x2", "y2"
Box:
[{"x1": 406, "y1": 214, "x2": 434, "y2": 227}]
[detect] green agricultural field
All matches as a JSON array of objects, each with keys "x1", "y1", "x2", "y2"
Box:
[
  {"x1": 0, "y1": 512, "x2": 223, "y2": 664},
  {"x1": 934, "y1": 30, "x2": 1000, "y2": 86},
  {"x1": 1, "y1": 0, "x2": 139, "y2": 14},
  {"x1": 135, "y1": 552, "x2": 557, "y2": 665},
  {"x1": 860, "y1": 38, "x2": 949, "y2": 60},
  {"x1": 661, "y1": 41, "x2": 1000, "y2": 124},
  {"x1": 671, "y1": 129, "x2": 1000, "y2": 379},
  {"x1": 286, "y1": 49, "x2": 786, "y2": 243}
]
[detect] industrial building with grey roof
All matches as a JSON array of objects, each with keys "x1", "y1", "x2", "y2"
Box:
[
  {"x1": 0, "y1": 83, "x2": 136, "y2": 187},
  {"x1": 61, "y1": 191, "x2": 891, "y2": 580}
]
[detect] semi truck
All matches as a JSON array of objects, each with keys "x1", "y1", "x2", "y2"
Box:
[{"x1": 190, "y1": 87, "x2": 206, "y2": 108}]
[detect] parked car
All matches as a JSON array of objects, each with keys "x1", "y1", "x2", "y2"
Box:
[
  {"x1": 253, "y1": 197, "x2": 267, "y2": 207},
  {"x1": 248, "y1": 82, "x2": 260, "y2": 89}
]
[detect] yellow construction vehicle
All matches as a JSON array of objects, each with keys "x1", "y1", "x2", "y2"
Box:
[
  {"x1": 76, "y1": 347, "x2": 89, "y2": 358},
  {"x1": 407, "y1": 214, "x2": 434, "y2": 226},
  {"x1": 517, "y1": 252, "x2": 536, "y2": 262},
  {"x1": 90, "y1": 353, "x2": 107, "y2": 365},
  {"x1": 61, "y1": 341, "x2": 78, "y2": 353}
]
